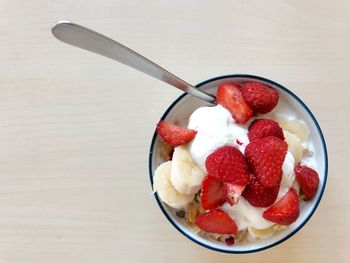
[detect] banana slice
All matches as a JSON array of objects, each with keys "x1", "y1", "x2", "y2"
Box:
[
  {"x1": 284, "y1": 130, "x2": 304, "y2": 164},
  {"x1": 153, "y1": 161, "x2": 195, "y2": 209},
  {"x1": 248, "y1": 225, "x2": 276, "y2": 238},
  {"x1": 248, "y1": 224, "x2": 286, "y2": 238},
  {"x1": 170, "y1": 145, "x2": 205, "y2": 195},
  {"x1": 277, "y1": 118, "x2": 309, "y2": 142}
]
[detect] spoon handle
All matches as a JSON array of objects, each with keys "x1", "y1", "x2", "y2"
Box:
[{"x1": 51, "y1": 21, "x2": 216, "y2": 103}]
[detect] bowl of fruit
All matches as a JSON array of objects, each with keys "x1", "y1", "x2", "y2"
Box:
[{"x1": 149, "y1": 74, "x2": 327, "y2": 253}]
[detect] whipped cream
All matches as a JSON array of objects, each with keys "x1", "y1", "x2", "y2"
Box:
[
  {"x1": 221, "y1": 198, "x2": 273, "y2": 230},
  {"x1": 187, "y1": 105, "x2": 297, "y2": 230},
  {"x1": 188, "y1": 105, "x2": 248, "y2": 172},
  {"x1": 279, "y1": 151, "x2": 296, "y2": 199}
]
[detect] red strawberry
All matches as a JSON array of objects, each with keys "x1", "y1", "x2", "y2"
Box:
[
  {"x1": 156, "y1": 121, "x2": 197, "y2": 147},
  {"x1": 294, "y1": 165, "x2": 320, "y2": 200},
  {"x1": 245, "y1": 136, "x2": 287, "y2": 187},
  {"x1": 242, "y1": 176, "x2": 279, "y2": 207},
  {"x1": 263, "y1": 188, "x2": 300, "y2": 225},
  {"x1": 248, "y1": 119, "x2": 284, "y2": 141},
  {"x1": 206, "y1": 146, "x2": 250, "y2": 185},
  {"x1": 223, "y1": 182, "x2": 245, "y2": 206},
  {"x1": 241, "y1": 82, "x2": 279, "y2": 114},
  {"x1": 216, "y1": 83, "x2": 253, "y2": 124},
  {"x1": 201, "y1": 176, "x2": 226, "y2": 210},
  {"x1": 195, "y1": 209, "x2": 238, "y2": 234}
]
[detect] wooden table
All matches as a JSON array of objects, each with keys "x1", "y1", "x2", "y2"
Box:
[{"x1": 0, "y1": 0, "x2": 348, "y2": 262}]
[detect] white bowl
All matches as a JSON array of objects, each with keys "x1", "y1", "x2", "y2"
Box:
[{"x1": 148, "y1": 74, "x2": 328, "y2": 253}]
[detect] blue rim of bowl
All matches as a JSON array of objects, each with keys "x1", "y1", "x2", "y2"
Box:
[{"x1": 148, "y1": 74, "x2": 328, "y2": 254}]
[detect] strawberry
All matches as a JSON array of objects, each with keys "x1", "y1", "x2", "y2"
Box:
[
  {"x1": 216, "y1": 82, "x2": 253, "y2": 124},
  {"x1": 156, "y1": 121, "x2": 197, "y2": 147},
  {"x1": 245, "y1": 136, "x2": 287, "y2": 187},
  {"x1": 195, "y1": 209, "x2": 238, "y2": 235},
  {"x1": 263, "y1": 188, "x2": 300, "y2": 225},
  {"x1": 206, "y1": 146, "x2": 250, "y2": 185},
  {"x1": 294, "y1": 165, "x2": 320, "y2": 200},
  {"x1": 248, "y1": 119, "x2": 284, "y2": 141},
  {"x1": 241, "y1": 82, "x2": 279, "y2": 114},
  {"x1": 201, "y1": 176, "x2": 226, "y2": 210},
  {"x1": 242, "y1": 176, "x2": 279, "y2": 207},
  {"x1": 223, "y1": 182, "x2": 245, "y2": 206}
]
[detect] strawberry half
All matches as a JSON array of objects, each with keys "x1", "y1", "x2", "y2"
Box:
[
  {"x1": 223, "y1": 182, "x2": 245, "y2": 206},
  {"x1": 263, "y1": 188, "x2": 300, "y2": 225},
  {"x1": 294, "y1": 165, "x2": 320, "y2": 200},
  {"x1": 216, "y1": 83, "x2": 253, "y2": 124},
  {"x1": 206, "y1": 146, "x2": 250, "y2": 185},
  {"x1": 195, "y1": 209, "x2": 238, "y2": 235},
  {"x1": 241, "y1": 82, "x2": 279, "y2": 114},
  {"x1": 242, "y1": 176, "x2": 279, "y2": 207},
  {"x1": 248, "y1": 119, "x2": 284, "y2": 141},
  {"x1": 245, "y1": 136, "x2": 287, "y2": 188},
  {"x1": 201, "y1": 176, "x2": 226, "y2": 210},
  {"x1": 156, "y1": 121, "x2": 197, "y2": 147}
]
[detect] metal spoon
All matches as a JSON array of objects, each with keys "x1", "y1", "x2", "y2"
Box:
[{"x1": 51, "y1": 21, "x2": 216, "y2": 103}]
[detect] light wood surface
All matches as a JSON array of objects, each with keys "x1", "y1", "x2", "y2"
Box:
[{"x1": 0, "y1": 0, "x2": 349, "y2": 262}]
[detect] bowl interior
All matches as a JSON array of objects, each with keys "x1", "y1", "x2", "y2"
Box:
[{"x1": 149, "y1": 75, "x2": 327, "y2": 253}]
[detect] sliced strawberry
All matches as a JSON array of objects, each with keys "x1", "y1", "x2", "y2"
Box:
[
  {"x1": 206, "y1": 146, "x2": 250, "y2": 185},
  {"x1": 245, "y1": 136, "x2": 287, "y2": 187},
  {"x1": 201, "y1": 176, "x2": 226, "y2": 210},
  {"x1": 263, "y1": 188, "x2": 300, "y2": 225},
  {"x1": 223, "y1": 182, "x2": 245, "y2": 206},
  {"x1": 294, "y1": 165, "x2": 320, "y2": 200},
  {"x1": 242, "y1": 176, "x2": 279, "y2": 207},
  {"x1": 248, "y1": 119, "x2": 284, "y2": 141},
  {"x1": 195, "y1": 209, "x2": 238, "y2": 235},
  {"x1": 156, "y1": 121, "x2": 197, "y2": 147},
  {"x1": 241, "y1": 82, "x2": 279, "y2": 114},
  {"x1": 216, "y1": 83, "x2": 253, "y2": 124}
]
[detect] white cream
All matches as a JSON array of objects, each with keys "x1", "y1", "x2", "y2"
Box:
[
  {"x1": 221, "y1": 198, "x2": 274, "y2": 231},
  {"x1": 187, "y1": 105, "x2": 297, "y2": 230},
  {"x1": 187, "y1": 105, "x2": 248, "y2": 172},
  {"x1": 278, "y1": 151, "x2": 296, "y2": 199}
]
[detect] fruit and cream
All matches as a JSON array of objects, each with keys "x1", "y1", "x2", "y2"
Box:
[
  {"x1": 187, "y1": 105, "x2": 248, "y2": 172},
  {"x1": 221, "y1": 152, "x2": 297, "y2": 231},
  {"x1": 153, "y1": 81, "x2": 320, "y2": 245},
  {"x1": 187, "y1": 105, "x2": 297, "y2": 230}
]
